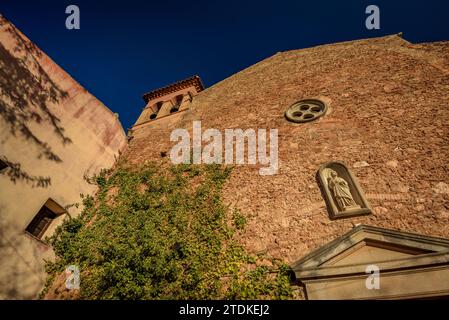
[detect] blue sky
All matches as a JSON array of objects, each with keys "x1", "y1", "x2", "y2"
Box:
[{"x1": 1, "y1": 0, "x2": 448, "y2": 130}]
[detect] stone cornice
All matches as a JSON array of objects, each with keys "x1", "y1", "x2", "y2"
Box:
[{"x1": 142, "y1": 75, "x2": 204, "y2": 103}]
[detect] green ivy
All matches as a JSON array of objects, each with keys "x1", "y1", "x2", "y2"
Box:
[{"x1": 43, "y1": 162, "x2": 293, "y2": 299}]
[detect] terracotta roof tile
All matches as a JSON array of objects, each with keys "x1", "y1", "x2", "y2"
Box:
[{"x1": 142, "y1": 75, "x2": 204, "y2": 103}]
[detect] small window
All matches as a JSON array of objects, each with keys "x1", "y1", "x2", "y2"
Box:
[
  {"x1": 175, "y1": 94, "x2": 183, "y2": 105},
  {"x1": 149, "y1": 101, "x2": 164, "y2": 120},
  {"x1": 25, "y1": 199, "x2": 66, "y2": 240},
  {"x1": 0, "y1": 158, "x2": 8, "y2": 172},
  {"x1": 170, "y1": 95, "x2": 184, "y2": 113},
  {"x1": 285, "y1": 99, "x2": 327, "y2": 123}
]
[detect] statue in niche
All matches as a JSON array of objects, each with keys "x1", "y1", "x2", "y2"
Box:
[
  {"x1": 318, "y1": 161, "x2": 371, "y2": 219},
  {"x1": 324, "y1": 169, "x2": 360, "y2": 211}
]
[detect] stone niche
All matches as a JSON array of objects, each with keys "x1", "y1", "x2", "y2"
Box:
[{"x1": 318, "y1": 161, "x2": 371, "y2": 219}]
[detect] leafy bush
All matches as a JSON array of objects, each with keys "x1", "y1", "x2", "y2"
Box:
[{"x1": 43, "y1": 162, "x2": 293, "y2": 299}]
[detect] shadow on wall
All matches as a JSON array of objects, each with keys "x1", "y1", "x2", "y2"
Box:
[
  {"x1": 315, "y1": 170, "x2": 333, "y2": 219},
  {"x1": 0, "y1": 16, "x2": 71, "y2": 188},
  {"x1": 1, "y1": 156, "x2": 51, "y2": 188},
  {"x1": 0, "y1": 208, "x2": 47, "y2": 299}
]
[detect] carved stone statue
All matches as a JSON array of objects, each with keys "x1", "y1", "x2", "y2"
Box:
[
  {"x1": 326, "y1": 169, "x2": 360, "y2": 211},
  {"x1": 318, "y1": 162, "x2": 372, "y2": 219}
]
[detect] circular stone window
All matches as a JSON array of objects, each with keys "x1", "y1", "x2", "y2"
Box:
[{"x1": 285, "y1": 99, "x2": 327, "y2": 123}]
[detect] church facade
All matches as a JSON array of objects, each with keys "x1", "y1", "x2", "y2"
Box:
[
  {"x1": 125, "y1": 34, "x2": 449, "y2": 299},
  {"x1": 1, "y1": 13, "x2": 449, "y2": 299}
]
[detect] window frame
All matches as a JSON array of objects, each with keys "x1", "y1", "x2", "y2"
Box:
[{"x1": 24, "y1": 198, "x2": 67, "y2": 242}]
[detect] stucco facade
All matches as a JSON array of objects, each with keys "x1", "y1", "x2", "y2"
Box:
[{"x1": 0, "y1": 16, "x2": 127, "y2": 299}]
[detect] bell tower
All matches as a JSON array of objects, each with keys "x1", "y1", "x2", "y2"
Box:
[{"x1": 132, "y1": 75, "x2": 204, "y2": 129}]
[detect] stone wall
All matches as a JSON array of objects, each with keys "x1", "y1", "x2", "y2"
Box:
[{"x1": 125, "y1": 34, "x2": 449, "y2": 270}]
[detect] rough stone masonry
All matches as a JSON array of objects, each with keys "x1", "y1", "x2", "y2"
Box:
[{"x1": 124, "y1": 34, "x2": 449, "y2": 267}]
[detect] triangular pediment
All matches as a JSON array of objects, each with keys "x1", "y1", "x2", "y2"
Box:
[
  {"x1": 321, "y1": 240, "x2": 421, "y2": 267},
  {"x1": 292, "y1": 225, "x2": 449, "y2": 279}
]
